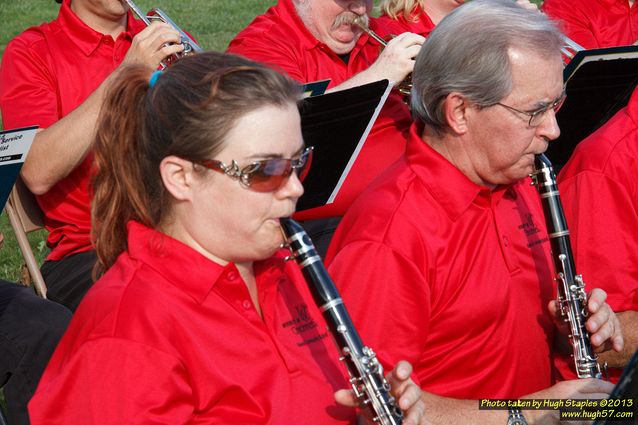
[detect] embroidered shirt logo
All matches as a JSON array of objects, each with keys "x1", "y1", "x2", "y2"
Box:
[
  {"x1": 282, "y1": 304, "x2": 319, "y2": 335},
  {"x1": 282, "y1": 304, "x2": 327, "y2": 346},
  {"x1": 518, "y1": 213, "x2": 541, "y2": 237},
  {"x1": 518, "y1": 213, "x2": 549, "y2": 248}
]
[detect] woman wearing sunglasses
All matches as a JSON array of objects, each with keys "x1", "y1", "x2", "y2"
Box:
[{"x1": 27, "y1": 51, "x2": 427, "y2": 425}]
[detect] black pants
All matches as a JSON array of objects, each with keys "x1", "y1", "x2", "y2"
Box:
[
  {"x1": 299, "y1": 216, "x2": 342, "y2": 260},
  {"x1": 0, "y1": 281, "x2": 71, "y2": 425},
  {"x1": 41, "y1": 250, "x2": 97, "y2": 312}
]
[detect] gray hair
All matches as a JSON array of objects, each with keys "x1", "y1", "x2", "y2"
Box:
[
  {"x1": 410, "y1": 0, "x2": 564, "y2": 135},
  {"x1": 294, "y1": 0, "x2": 312, "y2": 27}
]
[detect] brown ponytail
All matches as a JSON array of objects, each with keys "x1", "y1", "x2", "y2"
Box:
[{"x1": 92, "y1": 66, "x2": 154, "y2": 276}]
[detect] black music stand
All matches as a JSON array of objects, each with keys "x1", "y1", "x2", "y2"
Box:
[
  {"x1": 296, "y1": 79, "x2": 391, "y2": 212},
  {"x1": 546, "y1": 46, "x2": 638, "y2": 169}
]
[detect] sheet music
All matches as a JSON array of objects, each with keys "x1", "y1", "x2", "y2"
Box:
[
  {"x1": 565, "y1": 45, "x2": 638, "y2": 82},
  {"x1": 296, "y1": 79, "x2": 393, "y2": 212},
  {"x1": 327, "y1": 83, "x2": 393, "y2": 204},
  {"x1": 0, "y1": 126, "x2": 37, "y2": 210}
]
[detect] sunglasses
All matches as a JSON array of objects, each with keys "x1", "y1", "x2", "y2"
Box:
[{"x1": 197, "y1": 146, "x2": 314, "y2": 192}]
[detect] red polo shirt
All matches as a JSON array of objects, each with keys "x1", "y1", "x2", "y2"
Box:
[
  {"x1": 542, "y1": 0, "x2": 638, "y2": 49},
  {"x1": 376, "y1": 6, "x2": 436, "y2": 38},
  {"x1": 227, "y1": 0, "x2": 412, "y2": 221},
  {"x1": 29, "y1": 221, "x2": 355, "y2": 424},
  {"x1": 0, "y1": 0, "x2": 145, "y2": 261},
  {"x1": 556, "y1": 88, "x2": 638, "y2": 380},
  {"x1": 325, "y1": 124, "x2": 557, "y2": 399}
]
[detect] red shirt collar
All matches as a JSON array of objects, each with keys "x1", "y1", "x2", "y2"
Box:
[
  {"x1": 125, "y1": 221, "x2": 286, "y2": 304},
  {"x1": 59, "y1": 0, "x2": 145, "y2": 57},
  {"x1": 406, "y1": 123, "x2": 509, "y2": 220}
]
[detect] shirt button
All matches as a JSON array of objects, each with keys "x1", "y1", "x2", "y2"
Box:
[
  {"x1": 227, "y1": 271, "x2": 238, "y2": 280},
  {"x1": 242, "y1": 300, "x2": 252, "y2": 310},
  {"x1": 503, "y1": 236, "x2": 509, "y2": 247}
]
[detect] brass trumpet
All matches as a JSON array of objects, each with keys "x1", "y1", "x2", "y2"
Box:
[
  {"x1": 353, "y1": 17, "x2": 413, "y2": 101},
  {"x1": 561, "y1": 37, "x2": 585, "y2": 60},
  {"x1": 123, "y1": 0, "x2": 202, "y2": 69}
]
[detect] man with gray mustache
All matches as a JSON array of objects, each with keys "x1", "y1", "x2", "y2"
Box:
[{"x1": 228, "y1": 0, "x2": 425, "y2": 257}]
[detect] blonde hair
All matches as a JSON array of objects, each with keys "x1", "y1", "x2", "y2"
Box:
[{"x1": 380, "y1": 0, "x2": 425, "y2": 20}]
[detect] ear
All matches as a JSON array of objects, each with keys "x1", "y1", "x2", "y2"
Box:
[
  {"x1": 443, "y1": 92, "x2": 470, "y2": 135},
  {"x1": 159, "y1": 156, "x2": 197, "y2": 202}
]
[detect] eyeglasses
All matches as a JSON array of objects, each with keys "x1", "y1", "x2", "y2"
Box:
[
  {"x1": 495, "y1": 92, "x2": 566, "y2": 127},
  {"x1": 197, "y1": 146, "x2": 313, "y2": 192}
]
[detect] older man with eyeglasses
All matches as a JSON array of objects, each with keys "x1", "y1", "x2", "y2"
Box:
[{"x1": 326, "y1": 1, "x2": 623, "y2": 424}]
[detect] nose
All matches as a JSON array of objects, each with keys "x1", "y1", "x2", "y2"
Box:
[
  {"x1": 348, "y1": 0, "x2": 371, "y2": 15},
  {"x1": 278, "y1": 171, "x2": 304, "y2": 200},
  {"x1": 537, "y1": 109, "x2": 561, "y2": 141}
]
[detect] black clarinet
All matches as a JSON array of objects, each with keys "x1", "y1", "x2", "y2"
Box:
[
  {"x1": 530, "y1": 154, "x2": 602, "y2": 379},
  {"x1": 280, "y1": 218, "x2": 404, "y2": 425}
]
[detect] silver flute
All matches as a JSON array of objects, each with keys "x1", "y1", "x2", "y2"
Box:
[
  {"x1": 531, "y1": 154, "x2": 602, "y2": 379},
  {"x1": 280, "y1": 218, "x2": 404, "y2": 424}
]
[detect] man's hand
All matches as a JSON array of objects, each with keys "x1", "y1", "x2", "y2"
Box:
[
  {"x1": 524, "y1": 378, "x2": 615, "y2": 425},
  {"x1": 366, "y1": 32, "x2": 425, "y2": 87},
  {"x1": 121, "y1": 21, "x2": 184, "y2": 70},
  {"x1": 325, "y1": 31, "x2": 423, "y2": 93},
  {"x1": 335, "y1": 360, "x2": 430, "y2": 425},
  {"x1": 598, "y1": 310, "x2": 638, "y2": 367},
  {"x1": 549, "y1": 288, "x2": 624, "y2": 353}
]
